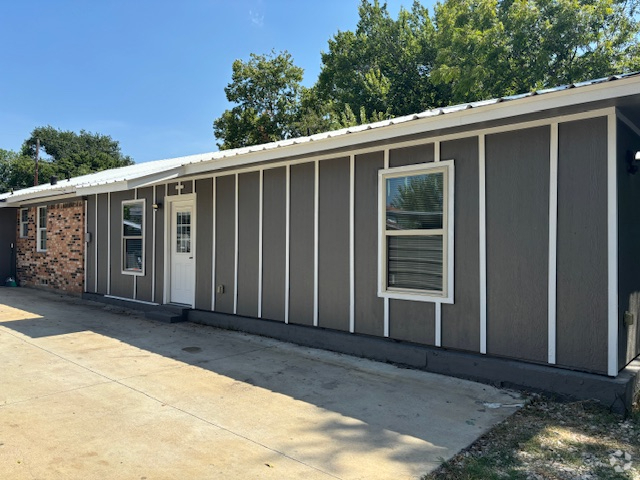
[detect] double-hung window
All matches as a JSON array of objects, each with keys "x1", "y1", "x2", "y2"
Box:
[
  {"x1": 19, "y1": 208, "x2": 28, "y2": 238},
  {"x1": 378, "y1": 160, "x2": 454, "y2": 303},
  {"x1": 36, "y1": 206, "x2": 47, "y2": 252},
  {"x1": 122, "y1": 200, "x2": 145, "y2": 274}
]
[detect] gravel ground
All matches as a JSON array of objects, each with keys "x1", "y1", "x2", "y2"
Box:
[{"x1": 424, "y1": 395, "x2": 640, "y2": 480}]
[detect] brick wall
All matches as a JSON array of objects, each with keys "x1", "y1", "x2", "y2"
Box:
[{"x1": 16, "y1": 201, "x2": 85, "y2": 295}]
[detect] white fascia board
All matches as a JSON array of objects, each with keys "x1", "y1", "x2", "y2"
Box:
[
  {"x1": 77, "y1": 181, "x2": 128, "y2": 196},
  {"x1": 1, "y1": 186, "x2": 77, "y2": 205},
  {"x1": 182, "y1": 76, "x2": 640, "y2": 178},
  {"x1": 125, "y1": 166, "x2": 185, "y2": 190}
]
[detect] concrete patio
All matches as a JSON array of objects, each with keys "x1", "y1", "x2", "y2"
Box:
[{"x1": 0, "y1": 288, "x2": 521, "y2": 479}]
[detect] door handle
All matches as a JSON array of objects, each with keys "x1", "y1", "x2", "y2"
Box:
[{"x1": 189, "y1": 256, "x2": 193, "y2": 259}]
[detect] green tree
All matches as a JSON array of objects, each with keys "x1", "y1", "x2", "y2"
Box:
[
  {"x1": 316, "y1": 0, "x2": 444, "y2": 125},
  {"x1": 213, "y1": 50, "x2": 305, "y2": 150},
  {"x1": 0, "y1": 149, "x2": 56, "y2": 193},
  {"x1": 20, "y1": 126, "x2": 134, "y2": 179},
  {"x1": 431, "y1": 0, "x2": 640, "y2": 103}
]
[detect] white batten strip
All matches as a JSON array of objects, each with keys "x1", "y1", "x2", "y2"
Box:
[
  {"x1": 479, "y1": 134, "x2": 487, "y2": 354},
  {"x1": 607, "y1": 114, "x2": 618, "y2": 377},
  {"x1": 285, "y1": 165, "x2": 291, "y2": 324},
  {"x1": 313, "y1": 160, "x2": 319, "y2": 327},
  {"x1": 349, "y1": 155, "x2": 355, "y2": 333},
  {"x1": 383, "y1": 149, "x2": 390, "y2": 338},
  {"x1": 107, "y1": 192, "x2": 111, "y2": 295},
  {"x1": 83, "y1": 199, "x2": 87, "y2": 293},
  {"x1": 234, "y1": 174, "x2": 239, "y2": 315},
  {"x1": 211, "y1": 177, "x2": 217, "y2": 311},
  {"x1": 163, "y1": 184, "x2": 168, "y2": 304},
  {"x1": 258, "y1": 170, "x2": 264, "y2": 318},
  {"x1": 133, "y1": 188, "x2": 138, "y2": 299},
  {"x1": 94, "y1": 196, "x2": 98, "y2": 293},
  {"x1": 434, "y1": 141, "x2": 442, "y2": 347},
  {"x1": 151, "y1": 185, "x2": 156, "y2": 303},
  {"x1": 548, "y1": 124, "x2": 559, "y2": 364}
]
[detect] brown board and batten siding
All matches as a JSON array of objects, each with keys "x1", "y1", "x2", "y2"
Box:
[
  {"x1": 85, "y1": 196, "x2": 96, "y2": 293},
  {"x1": 154, "y1": 185, "x2": 166, "y2": 303},
  {"x1": 215, "y1": 175, "x2": 236, "y2": 314},
  {"x1": 195, "y1": 179, "x2": 213, "y2": 310},
  {"x1": 289, "y1": 162, "x2": 315, "y2": 326},
  {"x1": 109, "y1": 190, "x2": 135, "y2": 298},
  {"x1": 556, "y1": 117, "x2": 608, "y2": 374},
  {"x1": 136, "y1": 187, "x2": 154, "y2": 302},
  {"x1": 485, "y1": 127, "x2": 550, "y2": 364},
  {"x1": 261, "y1": 167, "x2": 287, "y2": 322},
  {"x1": 387, "y1": 143, "x2": 436, "y2": 345},
  {"x1": 440, "y1": 136, "x2": 481, "y2": 353},
  {"x1": 354, "y1": 151, "x2": 385, "y2": 337},
  {"x1": 318, "y1": 157, "x2": 351, "y2": 331},
  {"x1": 237, "y1": 172, "x2": 261, "y2": 318},
  {"x1": 96, "y1": 193, "x2": 109, "y2": 294},
  {"x1": 617, "y1": 119, "x2": 640, "y2": 368}
]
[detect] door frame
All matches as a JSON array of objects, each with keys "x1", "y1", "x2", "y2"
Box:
[{"x1": 163, "y1": 193, "x2": 197, "y2": 307}]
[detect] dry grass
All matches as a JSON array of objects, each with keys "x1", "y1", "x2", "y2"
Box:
[{"x1": 424, "y1": 395, "x2": 640, "y2": 480}]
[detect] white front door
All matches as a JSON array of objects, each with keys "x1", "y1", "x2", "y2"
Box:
[{"x1": 169, "y1": 199, "x2": 195, "y2": 305}]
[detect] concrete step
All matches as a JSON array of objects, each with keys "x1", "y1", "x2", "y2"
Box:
[{"x1": 145, "y1": 306, "x2": 189, "y2": 324}]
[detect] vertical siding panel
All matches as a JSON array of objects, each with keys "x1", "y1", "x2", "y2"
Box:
[
  {"x1": 262, "y1": 167, "x2": 286, "y2": 321},
  {"x1": 485, "y1": 127, "x2": 549, "y2": 363},
  {"x1": 136, "y1": 187, "x2": 154, "y2": 302},
  {"x1": 556, "y1": 117, "x2": 608, "y2": 373},
  {"x1": 289, "y1": 162, "x2": 315, "y2": 326},
  {"x1": 440, "y1": 137, "x2": 481, "y2": 352},
  {"x1": 617, "y1": 120, "x2": 640, "y2": 368},
  {"x1": 154, "y1": 186, "x2": 166, "y2": 303},
  {"x1": 195, "y1": 179, "x2": 213, "y2": 310},
  {"x1": 388, "y1": 142, "x2": 436, "y2": 345},
  {"x1": 109, "y1": 190, "x2": 135, "y2": 298},
  {"x1": 318, "y1": 157, "x2": 350, "y2": 331},
  {"x1": 237, "y1": 172, "x2": 260, "y2": 317},
  {"x1": 215, "y1": 175, "x2": 236, "y2": 314},
  {"x1": 96, "y1": 193, "x2": 109, "y2": 295},
  {"x1": 354, "y1": 151, "x2": 385, "y2": 336},
  {"x1": 85, "y1": 196, "x2": 96, "y2": 293}
]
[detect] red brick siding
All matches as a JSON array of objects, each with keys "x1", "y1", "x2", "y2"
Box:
[{"x1": 16, "y1": 201, "x2": 85, "y2": 295}]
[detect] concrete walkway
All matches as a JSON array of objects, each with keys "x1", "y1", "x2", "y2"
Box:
[{"x1": 0, "y1": 288, "x2": 521, "y2": 479}]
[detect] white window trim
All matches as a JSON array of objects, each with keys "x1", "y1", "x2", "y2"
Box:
[
  {"x1": 19, "y1": 208, "x2": 28, "y2": 238},
  {"x1": 36, "y1": 206, "x2": 47, "y2": 252},
  {"x1": 121, "y1": 199, "x2": 146, "y2": 276},
  {"x1": 378, "y1": 160, "x2": 455, "y2": 304}
]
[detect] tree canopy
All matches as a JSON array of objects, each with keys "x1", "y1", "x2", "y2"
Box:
[
  {"x1": 213, "y1": 0, "x2": 640, "y2": 149},
  {"x1": 0, "y1": 126, "x2": 133, "y2": 193}
]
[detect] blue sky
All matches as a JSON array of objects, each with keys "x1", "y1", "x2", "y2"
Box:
[{"x1": 0, "y1": 0, "x2": 428, "y2": 163}]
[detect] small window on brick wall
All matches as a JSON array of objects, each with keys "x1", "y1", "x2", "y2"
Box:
[
  {"x1": 19, "y1": 208, "x2": 28, "y2": 238},
  {"x1": 37, "y1": 206, "x2": 47, "y2": 252}
]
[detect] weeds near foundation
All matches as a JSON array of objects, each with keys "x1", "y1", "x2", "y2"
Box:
[{"x1": 424, "y1": 395, "x2": 640, "y2": 479}]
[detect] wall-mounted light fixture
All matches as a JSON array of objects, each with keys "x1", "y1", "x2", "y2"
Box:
[
  {"x1": 152, "y1": 202, "x2": 162, "y2": 210},
  {"x1": 627, "y1": 150, "x2": 640, "y2": 175}
]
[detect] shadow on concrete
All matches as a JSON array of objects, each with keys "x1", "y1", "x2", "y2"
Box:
[{"x1": 0, "y1": 288, "x2": 519, "y2": 477}]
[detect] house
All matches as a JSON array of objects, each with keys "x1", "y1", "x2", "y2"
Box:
[{"x1": 2, "y1": 73, "x2": 640, "y2": 412}]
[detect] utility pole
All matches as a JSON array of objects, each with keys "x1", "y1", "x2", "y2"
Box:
[{"x1": 34, "y1": 137, "x2": 39, "y2": 186}]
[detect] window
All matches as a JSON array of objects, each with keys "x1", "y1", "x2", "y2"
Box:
[
  {"x1": 19, "y1": 208, "x2": 28, "y2": 238},
  {"x1": 36, "y1": 206, "x2": 47, "y2": 252},
  {"x1": 378, "y1": 160, "x2": 454, "y2": 303},
  {"x1": 122, "y1": 200, "x2": 145, "y2": 274}
]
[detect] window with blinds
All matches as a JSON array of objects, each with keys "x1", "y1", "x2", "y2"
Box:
[
  {"x1": 36, "y1": 206, "x2": 47, "y2": 252},
  {"x1": 379, "y1": 160, "x2": 454, "y2": 302},
  {"x1": 122, "y1": 200, "x2": 145, "y2": 274}
]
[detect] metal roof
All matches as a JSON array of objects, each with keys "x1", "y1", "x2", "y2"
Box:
[{"x1": 2, "y1": 71, "x2": 639, "y2": 205}]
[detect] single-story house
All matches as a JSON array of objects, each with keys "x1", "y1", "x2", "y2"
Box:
[{"x1": 2, "y1": 73, "x2": 640, "y2": 412}]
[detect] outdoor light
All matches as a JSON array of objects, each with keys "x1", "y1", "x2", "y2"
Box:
[
  {"x1": 152, "y1": 202, "x2": 162, "y2": 210},
  {"x1": 626, "y1": 150, "x2": 640, "y2": 174}
]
